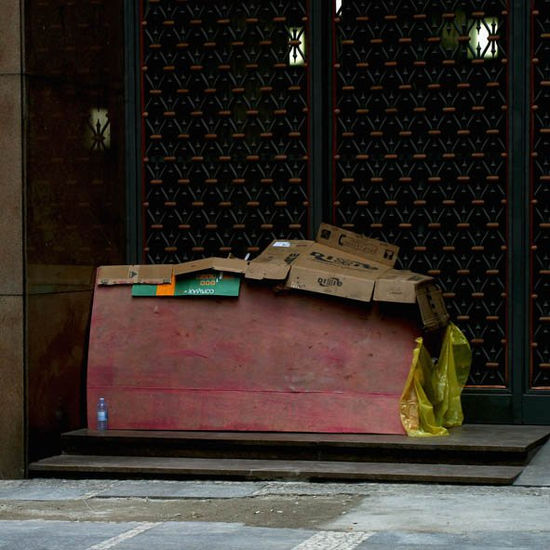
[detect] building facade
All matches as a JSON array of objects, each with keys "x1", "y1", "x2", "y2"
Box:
[{"x1": 2, "y1": 0, "x2": 550, "y2": 477}]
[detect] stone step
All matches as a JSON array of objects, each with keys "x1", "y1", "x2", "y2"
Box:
[
  {"x1": 60, "y1": 425, "x2": 550, "y2": 466},
  {"x1": 29, "y1": 454, "x2": 524, "y2": 485}
]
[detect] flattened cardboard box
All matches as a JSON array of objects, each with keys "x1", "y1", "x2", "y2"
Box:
[
  {"x1": 173, "y1": 257, "x2": 248, "y2": 277},
  {"x1": 245, "y1": 240, "x2": 315, "y2": 280},
  {"x1": 416, "y1": 285, "x2": 450, "y2": 331},
  {"x1": 97, "y1": 258, "x2": 248, "y2": 298},
  {"x1": 316, "y1": 223, "x2": 399, "y2": 267},
  {"x1": 97, "y1": 265, "x2": 173, "y2": 285},
  {"x1": 246, "y1": 223, "x2": 449, "y2": 329},
  {"x1": 373, "y1": 269, "x2": 433, "y2": 303},
  {"x1": 286, "y1": 243, "x2": 390, "y2": 302},
  {"x1": 132, "y1": 272, "x2": 241, "y2": 297},
  {"x1": 133, "y1": 257, "x2": 248, "y2": 297}
]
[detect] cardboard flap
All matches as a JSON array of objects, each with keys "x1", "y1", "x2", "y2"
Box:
[
  {"x1": 246, "y1": 262, "x2": 292, "y2": 280},
  {"x1": 373, "y1": 269, "x2": 433, "y2": 304},
  {"x1": 97, "y1": 265, "x2": 173, "y2": 285},
  {"x1": 132, "y1": 272, "x2": 241, "y2": 297},
  {"x1": 316, "y1": 223, "x2": 399, "y2": 267},
  {"x1": 245, "y1": 240, "x2": 315, "y2": 280},
  {"x1": 173, "y1": 257, "x2": 248, "y2": 277},
  {"x1": 295, "y1": 243, "x2": 391, "y2": 275},
  {"x1": 211, "y1": 258, "x2": 248, "y2": 274},
  {"x1": 416, "y1": 284, "x2": 450, "y2": 331},
  {"x1": 284, "y1": 243, "x2": 391, "y2": 303},
  {"x1": 286, "y1": 264, "x2": 376, "y2": 302}
]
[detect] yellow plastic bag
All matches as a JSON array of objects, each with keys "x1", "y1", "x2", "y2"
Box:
[{"x1": 400, "y1": 323, "x2": 472, "y2": 437}]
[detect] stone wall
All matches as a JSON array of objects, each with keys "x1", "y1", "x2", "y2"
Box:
[{"x1": 0, "y1": 0, "x2": 25, "y2": 478}]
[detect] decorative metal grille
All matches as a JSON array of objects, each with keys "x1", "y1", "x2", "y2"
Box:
[
  {"x1": 141, "y1": 0, "x2": 310, "y2": 263},
  {"x1": 531, "y1": 0, "x2": 550, "y2": 388},
  {"x1": 333, "y1": 1, "x2": 509, "y2": 386}
]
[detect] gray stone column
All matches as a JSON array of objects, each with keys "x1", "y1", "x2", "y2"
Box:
[{"x1": 0, "y1": 0, "x2": 25, "y2": 478}]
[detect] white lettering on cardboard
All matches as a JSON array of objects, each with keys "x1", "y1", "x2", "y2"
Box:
[{"x1": 185, "y1": 288, "x2": 215, "y2": 295}]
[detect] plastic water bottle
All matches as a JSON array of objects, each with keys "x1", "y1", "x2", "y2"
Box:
[{"x1": 96, "y1": 397, "x2": 108, "y2": 431}]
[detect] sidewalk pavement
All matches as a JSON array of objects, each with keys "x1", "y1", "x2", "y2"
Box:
[{"x1": 0, "y1": 439, "x2": 549, "y2": 549}]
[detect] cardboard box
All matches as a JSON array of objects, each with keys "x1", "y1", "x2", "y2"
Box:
[
  {"x1": 316, "y1": 223, "x2": 399, "y2": 267},
  {"x1": 97, "y1": 264, "x2": 173, "y2": 285},
  {"x1": 373, "y1": 269, "x2": 433, "y2": 304},
  {"x1": 98, "y1": 257, "x2": 248, "y2": 298},
  {"x1": 286, "y1": 243, "x2": 389, "y2": 302},
  {"x1": 96, "y1": 226, "x2": 448, "y2": 328},
  {"x1": 416, "y1": 284, "x2": 450, "y2": 331},
  {"x1": 132, "y1": 272, "x2": 241, "y2": 297},
  {"x1": 244, "y1": 240, "x2": 315, "y2": 280},
  {"x1": 246, "y1": 224, "x2": 449, "y2": 330},
  {"x1": 173, "y1": 257, "x2": 248, "y2": 277}
]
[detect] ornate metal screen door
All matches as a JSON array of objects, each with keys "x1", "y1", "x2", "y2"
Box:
[
  {"x1": 333, "y1": 1, "x2": 509, "y2": 390},
  {"x1": 141, "y1": 0, "x2": 310, "y2": 263},
  {"x1": 138, "y1": 0, "x2": 550, "y2": 420},
  {"x1": 529, "y1": 0, "x2": 550, "y2": 414}
]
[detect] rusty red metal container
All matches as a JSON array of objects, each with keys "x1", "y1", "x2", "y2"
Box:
[{"x1": 87, "y1": 281, "x2": 421, "y2": 434}]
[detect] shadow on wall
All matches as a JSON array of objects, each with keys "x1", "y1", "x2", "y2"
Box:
[{"x1": 25, "y1": 0, "x2": 126, "y2": 461}]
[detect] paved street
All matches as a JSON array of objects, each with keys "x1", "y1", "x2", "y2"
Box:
[
  {"x1": 1, "y1": 479, "x2": 550, "y2": 547},
  {"x1": 1, "y1": 518, "x2": 550, "y2": 549},
  {"x1": 0, "y1": 441, "x2": 549, "y2": 549}
]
